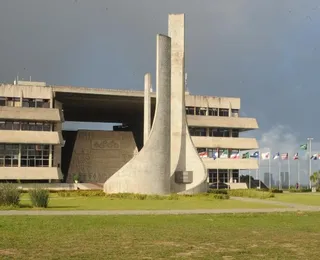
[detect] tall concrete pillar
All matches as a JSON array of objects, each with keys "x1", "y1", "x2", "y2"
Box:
[
  {"x1": 169, "y1": 14, "x2": 207, "y2": 194},
  {"x1": 143, "y1": 73, "x2": 152, "y2": 145},
  {"x1": 104, "y1": 34, "x2": 171, "y2": 194}
]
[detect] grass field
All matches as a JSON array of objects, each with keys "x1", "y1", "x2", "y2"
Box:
[
  {"x1": 272, "y1": 193, "x2": 320, "y2": 206},
  {"x1": 1, "y1": 212, "x2": 320, "y2": 259},
  {"x1": 13, "y1": 194, "x2": 286, "y2": 210}
]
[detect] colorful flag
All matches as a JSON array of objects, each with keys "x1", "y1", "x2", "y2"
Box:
[
  {"x1": 273, "y1": 152, "x2": 280, "y2": 159},
  {"x1": 242, "y1": 152, "x2": 250, "y2": 159},
  {"x1": 220, "y1": 150, "x2": 229, "y2": 159},
  {"x1": 250, "y1": 151, "x2": 259, "y2": 158},
  {"x1": 281, "y1": 153, "x2": 288, "y2": 160},
  {"x1": 261, "y1": 152, "x2": 270, "y2": 160},
  {"x1": 310, "y1": 153, "x2": 318, "y2": 160},
  {"x1": 212, "y1": 151, "x2": 218, "y2": 160},
  {"x1": 300, "y1": 144, "x2": 307, "y2": 150},
  {"x1": 198, "y1": 151, "x2": 208, "y2": 158},
  {"x1": 230, "y1": 152, "x2": 240, "y2": 159},
  {"x1": 293, "y1": 153, "x2": 299, "y2": 160}
]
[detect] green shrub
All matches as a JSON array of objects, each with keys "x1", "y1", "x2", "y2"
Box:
[
  {"x1": 209, "y1": 193, "x2": 230, "y2": 199},
  {"x1": 167, "y1": 194, "x2": 180, "y2": 200},
  {"x1": 208, "y1": 189, "x2": 228, "y2": 195},
  {"x1": 289, "y1": 188, "x2": 312, "y2": 193},
  {"x1": 29, "y1": 188, "x2": 50, "y2": 208},
  {"x1": 228, "y1": 189, "x2": 274, "y2": 199},
  {"x1": 271, "y1": 189, "x2": 283, "y2": 193},
  {"x1": 0, "y1": 183, "x2": 21, "y2": 207}
]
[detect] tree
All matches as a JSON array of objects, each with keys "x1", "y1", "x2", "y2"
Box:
[{"x1": 310, "y1": 171, "x2": 320, "y2": 187}]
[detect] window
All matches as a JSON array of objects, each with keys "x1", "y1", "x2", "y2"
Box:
[
  {"x1": 22, "y1": 98, "x2": 50, "y2": 108},
  {"x1": 231, "y1": 129, "x2": 239, "y2": 137},
  {"x1": 231, "y1": 109, "x2": 239, "y2": 117},
  {"x1": 0, "y1": 144, "x2": 19, "y2": 167},
  {"x1": 21, "y1": 144, "x2": 50, "y2": 167},
  {"x1": 232, "y1": 169, "x2": 239, "y2": 182},
  {"x1": 21, "y1": 121, "x2": 52, "y2": 131},
  {"x1": 208, "y1": 169, "x2": 229, "y2": 183},
  {"x1": 6, "y1": 97, "x2": 20, "y2": 107},
  {"x1": 209, "y1": 128, "x2": 230, "y2": 137},
  {"x1": 219, "y1": 108, "x2": 229, "y2": 117},
  {"x1": 218, "y1": 149, "x2": 229, "y2": 158},
  {"x1": 0, "y1": 97, "x2": 6, "y2": 106},
  {"x1": 208, "y1": 108, "x2": 218, "y2": 116},
  {"x1": 189, "y1": 127, "x2": 207, "y2": 136},
  {"x1": 186, "y1": 107, "x2": 195, "y2": 115},
  {"x1": 197, "y1": 148, "x2": 206, "y2": 153},
  {"x1": 207, "y1": 148, "x2": 218, "y2": 158},
  {"x1": 208, "y1": 169, "x2": 217, "y2": 183},
  {"x1": 196, "y1": 107, "x2": 207, "y2": 116}
]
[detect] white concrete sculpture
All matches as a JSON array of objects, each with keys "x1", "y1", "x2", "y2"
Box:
[
  {"x1": 104, "y1": 34, "x2": 171, "y2": 194},
  {"x1": 169, "y1": 14, "x2": 208, "y2": 194}
]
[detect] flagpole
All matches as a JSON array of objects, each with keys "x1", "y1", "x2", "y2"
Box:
[
  {"x1": 288, "y1": 154, "x2": 291, "y2": 189},
  {"x1": 308, "y1": 137, "x2": 313, "y2": 189},
  {"x1": 258, "y1": 149, "x2": 261, "y2": 189},
  {"x1": 268, "y1": 149, "x2": 271, "y2": 189},
  {"x1": 297, "y1": 159, "x2": 300, "y2": 189},
  {"x1": 278, "y1": 157, "x2": 281, "y2": 190}
]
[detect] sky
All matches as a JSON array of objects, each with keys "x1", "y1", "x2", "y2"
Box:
[{"x1": 1, "y1": 0, "x2": 320, "y2": 175}]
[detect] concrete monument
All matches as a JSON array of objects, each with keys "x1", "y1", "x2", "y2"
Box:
[{"x1": 103, "y1": 34, "x2": 171, "y2": 194}]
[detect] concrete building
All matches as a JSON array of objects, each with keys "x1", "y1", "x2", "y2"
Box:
[
  {"x1": 0, "y1": 81, "x2": 258, "y2": 186},
  {"x1": 0, "y1": 13, "x2": 259, "y2": 192}
]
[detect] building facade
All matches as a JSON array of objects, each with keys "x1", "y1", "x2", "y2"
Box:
[
  {"x1": 0, "y1": 80, "x2": 259, "y2": 186},
  {"x1": 0, "y1": 81, "x2": 63, "y2": 181},
  {"x1": 185, "y1": 94, "x2": 259, "y2": 186}
]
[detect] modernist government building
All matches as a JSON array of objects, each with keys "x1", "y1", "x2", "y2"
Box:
[{"x1": 0, "y1": 14, "x2": 259, "y2": 193}]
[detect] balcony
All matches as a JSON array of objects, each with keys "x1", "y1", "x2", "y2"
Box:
[
  {"x1": 0, "y1": 167, "x2": 62, "y2": 180},
  {"x1": 202, "y1": 158, "x2": 259, "y2": 170},
  {"x1": 0, "y1": 106, "x2": 62, "y2": 122},
  {"x1": 192, "y1": 136, "x2": 258, "y2": 150},
  {"x1": 0, "y1": 130, "x2": 63, "y2": 145},
  {"x1": 187, "y1": 115, "x2": 258, "y2": 130}
]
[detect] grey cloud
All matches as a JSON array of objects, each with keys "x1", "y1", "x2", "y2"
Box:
[{"x1": 1, "y1": 0, "x2": 320, "y2": 140}]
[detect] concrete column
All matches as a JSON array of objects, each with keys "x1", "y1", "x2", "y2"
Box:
[
  {"x1": 49, "y1": 145, "x2": 52, "y2": 167},
  {"x1": 143, "y1": 73, "x2": 152, "y2": 145},
  {"x1": 104, "y1": 34, "x2": 171, "y2": 194},
  {"x1": 169, "y1": 13, "x2": 207, "y2": 194}
]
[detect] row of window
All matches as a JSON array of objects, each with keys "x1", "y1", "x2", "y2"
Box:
[
  {"x1": 197, "y1": 148, "x2": 240, "y2": 158},
  {"x1": 0, "y1": 121, "x2": 52, "y2": 131},
  {"x1": 208, "y1": 169, "x2": 239, "y2": 183},
  {"x1": 186, "y1": 107, "x2": 239, "y2": 117},
  {"x1": 0, "y1": 144, "x2": 52, "y2": 167},
  {"x1": 0, "y1": 97, "x2": 50, "y2": 108},
  {"x1": 189, "y1": 127, "x2": 239, "y2": 137}
]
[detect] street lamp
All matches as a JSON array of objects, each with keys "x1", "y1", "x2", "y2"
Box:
[{"x1": 307, "y1": 137, "x2": 314, "y2": 189}]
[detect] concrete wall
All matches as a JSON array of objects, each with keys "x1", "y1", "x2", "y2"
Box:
[
  {"x1": 0, "y1": 84, "x2": 52, "y2": 99},
  {"x1": 0, "y1": 167, "x2": 62, "y2": 180},
  {"x1": 192, "y1": 137, "x2": 259, "y2": 150},
  {"x1": 67, "y1": 130, "x2": 138, "y2": 183},
  {"x1": 185, "y1": 95, "x2": 241, "y2": 110},
  {"x1": 187, "y1": 115, "x2": 259, "y2": 129}
]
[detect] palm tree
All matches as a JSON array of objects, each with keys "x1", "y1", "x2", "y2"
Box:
[{"x1": 310, "y1": 171, "x2": 320, "y2": 187}]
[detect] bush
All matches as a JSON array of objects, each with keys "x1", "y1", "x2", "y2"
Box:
[
  {"x1": 208, "y1": 189, "x2": 228, "y2": 195},
  {"x1": 0, "y1": 183, "x2": 21, "y2": 207},
  {"x1": 228, "y1": 189, "x2": 274, "y2": 199},
  {"x1": 271, "y1": 189, "x2": 283, "y2": 193},
  {"x1": 29, "y1": 188, "x2": 50, "y2": 208},
  {"x1": 289, "y1": 188, "x2": 312, "y2": 193}
]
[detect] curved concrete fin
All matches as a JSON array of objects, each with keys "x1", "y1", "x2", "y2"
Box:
[
  {"x1": 104, "y1": 34, "x2": 171, "y2": 194},
  {"x1": 169, "y1": 14, "x2": 207, "y2": 194},
  {"x1": 143, "y1": 73, "x2": 151, "y2": 145}
]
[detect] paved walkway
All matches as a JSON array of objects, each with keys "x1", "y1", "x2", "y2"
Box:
[{"x1": 1, "y1": 196, "x2": 319, "y2": 216}]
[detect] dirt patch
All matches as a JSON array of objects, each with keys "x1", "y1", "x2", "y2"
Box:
[{"x1": 0, "y1": 249, "x2": 18, "y2": 256}]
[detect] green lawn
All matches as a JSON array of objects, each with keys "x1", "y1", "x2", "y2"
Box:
[
  {"x1": 272, "y1": 193, "x2": 320, "y2": 206},
  {"x1": 1, "y1": 212, "x2": 320, "y2": 259},
  {"x1": 15, "y1": 194, "x2": 285, "y2": 210}
]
